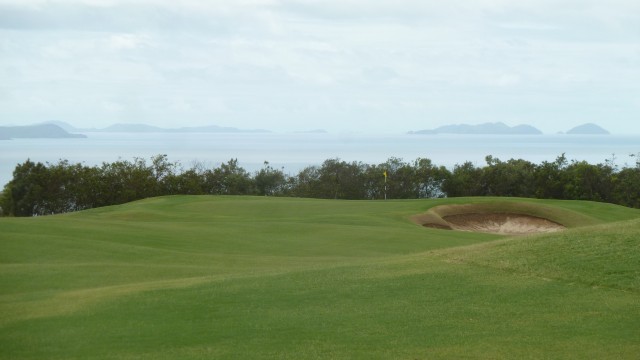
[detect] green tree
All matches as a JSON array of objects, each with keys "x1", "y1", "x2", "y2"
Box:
[
  {"x1": 1, "y1": 160, "x2": 48, "y2": 216},
  {"x1": 171, "y1": 169, "x2": 206, "y2": 195},
  {"x1": 610, "y1": 155, "x2": 640, "y2": 208},
  {"x1": 534, "y1": 154, "x2": 568, "y2": 199},
  {"x1": 482, "y1": 156, "x2": 536, "y2": 197},
  {"x1": 314, "y1": 159, "x2": 366, "y2": 199},
  {"x1": 442, "y1": 161, "x2": 483, "y2": 197},
  {"x1": 379, "y1": 157, "x2": 418, "y2": 199},
  {"x1": 68, "y1": 163, "x2": 102, "y2": 210},
  {"x1": 290, "y1": 165, "x2": 321, "y2": 198},
  {"x1": 563, "y1": 161, "x2": 613, "y2": 202},
  {"x1": 204, "y1": 159, "x2": 254, "y2": 195},
  {"x1": 255, "y1": 161, "x2": 288, "y2": 196},
  {"x1": 97, "y1": 158, "x2": 157, "y2": 205},
  {"x1": 151, "y1": 154, "x2": 179, "y2": 195},
  {"x1": 362, "y1": 165, "x2": 385, "y2": 200},
  {"x1": 414, "y1": 158, "x2": 448, "y2": 198}
]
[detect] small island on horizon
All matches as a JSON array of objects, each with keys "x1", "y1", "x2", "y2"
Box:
[
  {"x1": 564, "y1": 123, "x2": 610, "y2": 135},
  {"x1": 409, "y1": 122, "x2": 611, "y2": 135},
  {"x1": 53, "y1": 121, "x2": 270, "y2": 134},
  {"x1": 409, "y1": 122, "x2": 543, "y2": 135},
  {"x1": 0, "y1": 121, "x2": 270, "y2": 140},
  {"x1": 0, "y1": 124, "x2": 87, "y2": 140}
]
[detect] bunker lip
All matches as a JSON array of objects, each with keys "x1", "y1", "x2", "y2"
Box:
[
  {"x1": 441, "y1": 213, "x2": 565, "y2": 235},
  {"x1": 412, "y1": 203, "x2": 568, "y2": 235}
]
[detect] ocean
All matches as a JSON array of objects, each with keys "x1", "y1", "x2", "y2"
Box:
[{"x1": 1, "y1": 132, "x2": 638, "y2": 187}]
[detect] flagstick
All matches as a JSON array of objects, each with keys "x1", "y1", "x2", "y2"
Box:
[{"x1": 384, "y1": 171, "x2": 387, "y2": 200}]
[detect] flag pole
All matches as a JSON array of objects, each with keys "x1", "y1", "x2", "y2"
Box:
[{"x1": 383, "y1": 170, "x2": 387, "y2": 200}]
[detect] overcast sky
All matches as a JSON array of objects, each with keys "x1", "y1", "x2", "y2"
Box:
[{"x1": 1, "y1": 0, "x2": 639, "y2": 134}]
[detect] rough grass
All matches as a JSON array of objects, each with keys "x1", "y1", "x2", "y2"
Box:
[{"x1": 1, "y1": 196, "x2": 639, "y2": 359}]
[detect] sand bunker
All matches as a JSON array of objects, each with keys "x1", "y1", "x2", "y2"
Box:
[
  {"x1": 441, "y1": 213, "x2": 565, "y2": 235},
  {"x1": 413, "y1": 203, "x2": 568, "y2": 235}
]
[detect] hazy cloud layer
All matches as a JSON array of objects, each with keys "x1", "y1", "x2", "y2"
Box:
[{"x1": 1, "y1": 0, "x2": 638, "y2": 133}]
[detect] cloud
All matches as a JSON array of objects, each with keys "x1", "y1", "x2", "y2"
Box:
[
  {"x1": 0, "y1": 0, "x2": 638, "y2": 133},
  {"x1": 108, "y1": 34, "x2": 147, "y2": 50},
  {"x1": 497, "y1": 22, "x2": 560, "y2": 31},
  {"x1": 0, "y1": 2, "x2": 226, "y2": 33},
  {"x1": 101, "y1": 99, "x2": 124, "y2": 112}
]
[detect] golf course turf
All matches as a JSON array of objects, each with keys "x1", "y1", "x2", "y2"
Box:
[{"x1": 1, "y1": 196, "x2": 639, "y2": 359}]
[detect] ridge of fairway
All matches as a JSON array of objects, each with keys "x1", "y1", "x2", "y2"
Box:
[{"x1": 2, "y1": 259, "x2": 386, "y2": 326}]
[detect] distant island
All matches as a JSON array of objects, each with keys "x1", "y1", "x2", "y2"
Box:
[
  {"x1": 409, "y1": 122, "x2": 542, "y2": 135},
  {"x1": 565, "y1": 123, "x2": 610, "y2": 135},
  {"x1": 294, "y1": 129, "x2": 328, "y2": 134},
  {"x1": 3, "y1": 121, "x2": 614, "y2": 137},
  {"x1": 0, "y1": 124, "x2": 87, "y2": 140},
  {"x1": 44, "y1": 121, "x2": 270, "y2": 134}
]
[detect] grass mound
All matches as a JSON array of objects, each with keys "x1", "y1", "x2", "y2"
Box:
[
  {"x1": 1, "y1": 196, "x2": 639, "y2": 359},
  {"x1": 437, "y1": 217, "x2": 640, "y2": 292}
]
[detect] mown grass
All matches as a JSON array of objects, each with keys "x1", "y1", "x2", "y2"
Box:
[
  {"x1": 1, "y1": 196, "x2": 639, "y2": 359},
  {"x1": 437, "y1": 217, "x2": 640, "y2": 292}
]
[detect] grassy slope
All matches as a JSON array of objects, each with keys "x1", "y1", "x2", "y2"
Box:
[{"x1": 0, "y1": 196, "x2": 639, "y2": 359}]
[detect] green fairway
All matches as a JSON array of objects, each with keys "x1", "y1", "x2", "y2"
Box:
[{"x1": 1, "y1": 196, "x2": 639, "y2": 359}]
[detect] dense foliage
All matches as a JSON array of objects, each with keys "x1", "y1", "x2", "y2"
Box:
[{"x1": 1, "y1": 153, "x2": 639, "y2": 216}]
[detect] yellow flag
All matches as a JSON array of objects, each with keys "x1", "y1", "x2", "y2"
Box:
[{"x1": 383, "y1": 170, "x2": 387, "y2": 178}]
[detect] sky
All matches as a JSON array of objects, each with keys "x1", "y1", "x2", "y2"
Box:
[{"x1": 0, "y1": 0, "x2": 639, "y2": 134}]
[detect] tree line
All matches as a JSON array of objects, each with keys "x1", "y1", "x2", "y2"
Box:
[{"x1": 1, "y1": 153, "x2": 639, "y2": 217}]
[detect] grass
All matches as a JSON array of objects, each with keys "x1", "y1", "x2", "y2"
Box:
[
  {"x1": 437, "y1": 218, "x2": 640, "y2": 291},
  {"x1": 1, "y1": 196, "x2": 639, "y2": 359}
]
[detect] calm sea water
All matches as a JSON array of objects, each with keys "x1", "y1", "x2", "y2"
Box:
[{"x1": 1, "y1": 132, "x2": 638, "y2": 187}]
